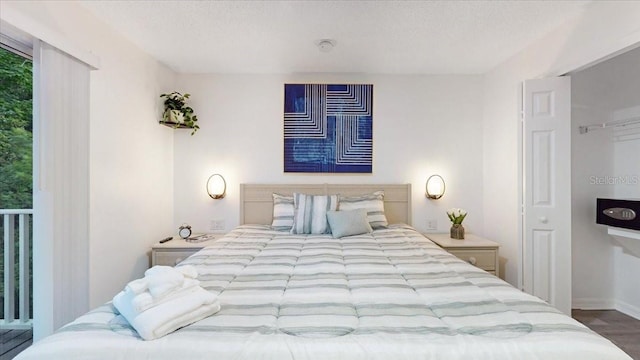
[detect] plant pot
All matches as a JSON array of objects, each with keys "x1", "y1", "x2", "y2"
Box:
[
  {"x1": 450, "y1": 224, "x2": 465, "y2": 239},
  {"x1": 167, "y1": 109, "x2": 185, "y2": 124}
]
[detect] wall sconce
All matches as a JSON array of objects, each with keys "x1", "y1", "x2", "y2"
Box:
[
  {"x1": 426, "y1": 174, "x2": 445, "y2": 200},
  {"x1": 206, "y1": 174, "x2": 226, "y2": 199}
]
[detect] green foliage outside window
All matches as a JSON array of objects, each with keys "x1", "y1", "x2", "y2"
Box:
[
  {"x1": 0, "y1": 46, "x2": 33, "y2": 320},
  {"x1": 0, "y1": 47, "x2": 32, "y2": 209}
]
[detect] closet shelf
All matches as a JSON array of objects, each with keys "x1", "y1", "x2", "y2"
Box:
[
  {"x1": 608, "y1": 227, "x2": 640, "y2": 241},
  {"x1": 579, "y1": 116, "x2": 640, "y2": 134}
]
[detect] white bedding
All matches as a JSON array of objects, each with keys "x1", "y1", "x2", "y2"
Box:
[{"x1": 16, "y1": 225, "x2": 630, "y2": 360}]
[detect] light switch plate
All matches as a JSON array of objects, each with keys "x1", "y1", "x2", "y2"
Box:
[{"x1": 209, "y1": 219, "x2": 225, "y2": 231}]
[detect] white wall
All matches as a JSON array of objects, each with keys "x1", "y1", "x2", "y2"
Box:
[
  {"x1": 0, "y1": 1, "x2": 177, "y2": 313},
  {"x1": 570, "y1": 58, "x2": 617, "y2": 310},
  {"x1": 571, "y1": 47, "x2": 640, "y2": 315},
  {"x1": 483, "y1": 1, "x2": 640, "y2": 286},
  {"x1": 88, "y1": 30, "x2": 175, "y2": 307},
  {"x1": 614, "y1": 134, "x2": 640, "y2": 318},
  {"x1": 608, "y1": 49, "x2": 640, "y2": 317},
  {"x1": 173, "y1": 74, "x2": 484, "y2": 237}
]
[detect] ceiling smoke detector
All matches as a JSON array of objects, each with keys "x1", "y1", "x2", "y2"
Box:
[{"x1": 316, "y1": 39, "x2": 336, "y2": 53}]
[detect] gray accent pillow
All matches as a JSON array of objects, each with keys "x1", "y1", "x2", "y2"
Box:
[{"x1": 326, "y1": 209, "x2": 373, "y2": 238}]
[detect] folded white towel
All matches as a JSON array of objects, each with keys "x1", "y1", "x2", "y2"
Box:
[
  {"x1": 125, "y1": 278, "x2": 148, "y2": 295},
  {"x1": 144, "y1": 266, "x2": 186, "y2": 299},
  {"x1": 113, "y1": 286, "x2": 220, "y2": 341},
  {"x1": 145, "y1": 264, "x2": 197, "y2": 278},
  {"x1": 144, "y1": 265, "x2": 176, "y2": 277},
  {"x1": 131, "y1": 278, "x2": 200, "y2": 312},
  {"x1": 176, "y1": 265, "x2": 198, "y2": 279}
]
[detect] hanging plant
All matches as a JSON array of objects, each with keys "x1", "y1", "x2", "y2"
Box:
[{"x1": 159, "y1": 91, "x2": 200, "y2": 135}]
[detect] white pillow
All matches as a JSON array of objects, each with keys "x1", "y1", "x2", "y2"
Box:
[
  {"x1": 271, "y1": 193, "x2": 294, "y2": 231},
  {"x1": 326, "y1": 209, "x2": 373, "y2": 238},
  {"x1": 290, "y1": 193, "x2": 338, "y2": 234},
  {"x1": 338, "y1": 191, "x2": 388, "y2": 229}
]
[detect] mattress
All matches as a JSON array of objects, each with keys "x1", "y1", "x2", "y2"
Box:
[{"x1": 16, "y1": 225, "x2": 630, "y2": 359}]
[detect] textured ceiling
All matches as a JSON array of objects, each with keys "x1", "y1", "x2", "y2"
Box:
[{"x1": 79, "y1": 0, "x2": 592, "y2": 74}]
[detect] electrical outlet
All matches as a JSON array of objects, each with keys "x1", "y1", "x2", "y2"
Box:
[
  {"x1": 426, "y1": 219, "x2": 438, "y2": 231},
  {"x1": 209, "y1": 219, "x2": 225, "y2": 232}
]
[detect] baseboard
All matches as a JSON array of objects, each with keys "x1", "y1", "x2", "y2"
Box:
[
  {"x1": 572, "y1": 298, "x2": 640, "y2": 320},
  {"x1": 572, "y1": 298, "x2": 616, "y2": 310},
  {"x1": 616, "y1": 300, "x2": 640, "y2": 320}
]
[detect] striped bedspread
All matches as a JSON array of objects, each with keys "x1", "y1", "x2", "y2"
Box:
[{"x1": 17, "y1": 225, "x2": 630, "y2": 360}]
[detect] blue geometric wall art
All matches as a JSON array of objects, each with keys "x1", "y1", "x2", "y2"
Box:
[{"x1": 284, "y1": 84, "x2": 373, "y2": 173}]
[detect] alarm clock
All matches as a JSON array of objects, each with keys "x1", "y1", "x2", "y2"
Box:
[{"x1": 178, "y1": 224, "x2": 192, "y2": 239}]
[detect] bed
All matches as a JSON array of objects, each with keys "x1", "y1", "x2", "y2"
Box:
[{"x1": 16, "y1": 184, "x2": 631, "y2": 359}]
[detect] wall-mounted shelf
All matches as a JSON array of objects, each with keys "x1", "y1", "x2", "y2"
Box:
[
  {"x1": 608, "y1": 227, "x2": 640, "y2": 241},
  {"x1": 159, "y1": 121, "x2": 191, "y2": 129}
]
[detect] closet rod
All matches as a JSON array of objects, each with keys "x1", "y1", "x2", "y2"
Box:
[{"x1": 578, "y1": 116, "x2": 640, "y2": 134}]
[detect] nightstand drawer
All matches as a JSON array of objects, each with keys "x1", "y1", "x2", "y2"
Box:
[
  {"x1": 152, "y1": 250, "x2": 198, "y2": 266},
  {"x1": 447, "y1": 249, "x2": 496, "y2": 271},
  {"x1": 425, "y1": 233, "x2": 500, "y2": 278}
]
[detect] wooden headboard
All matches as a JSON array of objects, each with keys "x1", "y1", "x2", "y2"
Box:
[{"x1": 240, "y1": 183, "x2": 412, "y2": 225}]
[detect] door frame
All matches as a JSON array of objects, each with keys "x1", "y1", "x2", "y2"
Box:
[{"x1": 517, "y1": 43, "x2": 640, "y2": 298}]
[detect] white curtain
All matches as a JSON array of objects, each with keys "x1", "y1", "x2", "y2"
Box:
[{"x1": 32, "y1": 40, "x2": 90, "y2": 340}]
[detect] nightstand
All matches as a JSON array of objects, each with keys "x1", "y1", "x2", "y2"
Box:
[
  {"x1": 425, "y1": 233, "x2": 500, "y2": 277},
  {"x1": 151, "y1": 234, "x2": 222, "y2": 267}
]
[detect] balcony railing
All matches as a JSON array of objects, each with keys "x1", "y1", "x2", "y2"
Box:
[{"x1": 0, "y1": 209, "x2": 32, "y2": 329}]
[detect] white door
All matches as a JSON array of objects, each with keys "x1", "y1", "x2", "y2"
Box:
[{"x1": 522, "y1": 77, "x2": 572, "y2": 315}]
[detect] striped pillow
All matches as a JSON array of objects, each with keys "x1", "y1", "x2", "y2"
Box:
[
  {"x1": 338, "y1": 191, "x2": 388, "y2": 229},
  {"x1": 271, "y1": 193, "x2": 294, "y2": 231},
  {"x1": 290, "y1": 193, "x2": 339, "y2": 234}
]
